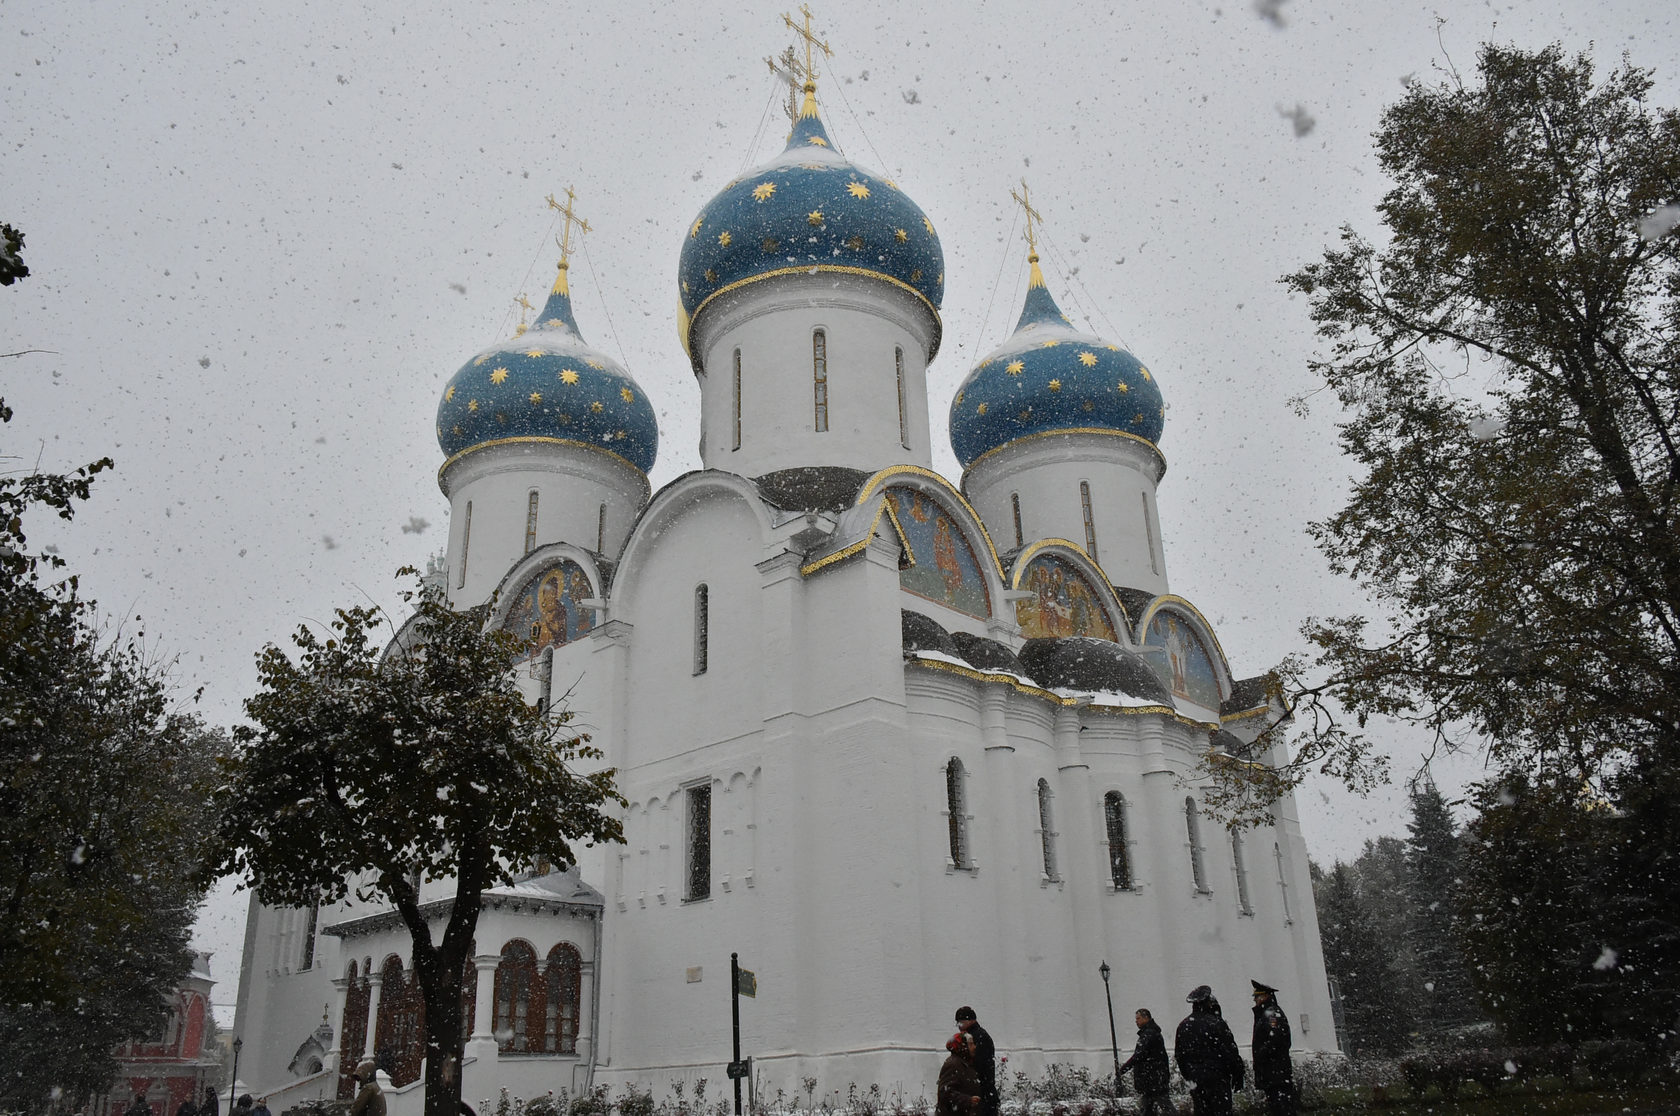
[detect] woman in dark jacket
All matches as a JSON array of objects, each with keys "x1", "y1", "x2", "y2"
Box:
[
  {"x1": 937, "y1": 1032, "x2": 982, "y2": 1116},
  {"x1": 1117, "y1": 1009, "x2": 1173, "y2": 1115}
]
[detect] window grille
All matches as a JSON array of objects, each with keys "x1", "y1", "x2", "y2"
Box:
[
  {"x1": 494, "y1": 943, "x2": 539, "y2": 1052},
  {"x1": 1186, "y1": 797, "x2": 1208, "y2": 892},
  {"x1": 896, "y1": 346, "x2": 909, "y2": 448},
  {"x1": 1081, "y1": 481, "x2": 1099, "y2": 561},
  {"x1": 946, "y1": 758, "x2": 969, "y2": 868},
  {"x1": 457, "y1": 501, "x2": 472, "y2": 588},
  {"x1": 1037, "y1": 779, "x2": 1057, "y2": 879},
  {"x1": 686, "y1": 783, "x2": 712, "y2": 901},
  {"x1": 524, "y1": 490, "x2": 539, "y2": 554},
  {"x1": 733, "y1": 348, "x2": 743, "y2": 450},
  {"x1": 597, "y1": 503, "x2": 607, "y2": 554},
  {"x1": 545, "y1": 944, "x2": 582, "y2": 1053},
  {"x1": 1104, "y1": 791, "x2": 1132, "y2": 889},
  {"x1": 1233, "y1": 832, "x2": 1253, "y2": 914},
  {"x1": 1011, "y1": 493, "x2": 1024, "y2": 549},
  {"x1": 813, "y1": 330, "x2": 829, "y2": 432},
  {"x1": 693, "y1": 584, "x2": 709, "y2": 675}
]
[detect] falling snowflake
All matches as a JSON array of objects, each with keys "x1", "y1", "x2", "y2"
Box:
[
  {"x1": 401, "y1": 516, "x2": 431, "y2": 535},
  {"x1": 1278, "y1": 103, "x2": 1316, "y2": 137},
  {"x1": 1594, "y1": 945, "x2": 1619, "y2": 971}
]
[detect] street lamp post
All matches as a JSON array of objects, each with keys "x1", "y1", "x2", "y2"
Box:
[
  {"x1": 1098, "y1": 962, "x2": 1120, "y2": 1099},
  {"x1": 228, "y1": 1037, "x2": 242, "y2": 1112}
]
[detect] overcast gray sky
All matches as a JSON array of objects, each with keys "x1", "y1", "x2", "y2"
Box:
[{"x1": 6, "y1": 0, "x2": 1677, "y2": 1019}]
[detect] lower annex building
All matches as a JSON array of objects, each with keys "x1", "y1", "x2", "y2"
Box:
[{"x1": 233, "y1": 26, "x2": 1336, "y2": 1114}]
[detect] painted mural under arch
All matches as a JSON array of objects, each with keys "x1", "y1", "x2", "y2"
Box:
[
  {"x1": 1140, "y1": 610, "x2": 1221, "y2": 709},
  {"x1": 887, "y1": 487, "x2": 990, "y2": 618},
  {"x1": 501, "y1": 560, "x2": 595, "y2": 656},
  {"x1": 1014, "y1": 552, "x2": 1118, "y2": 640}
]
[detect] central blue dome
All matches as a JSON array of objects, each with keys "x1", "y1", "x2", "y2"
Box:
[
  {"x1": 949, "y1": 258, "x2": 1164, "y2": 469},
  {"x1": 437, "y1": 266, "x2": 658, "y2": 475},
  {"x1": 678, "y1": 86, "x2": 944, "y2": 363}
]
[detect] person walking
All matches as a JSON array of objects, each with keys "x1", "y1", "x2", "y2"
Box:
[
  {"x1": 250, "y1": 1097, "x2": 272, "y2": 1116},
  {"x1": 349, "y1": 1059, "x2": 386, "y2": 1116},
  {"x1": 202, "y1": 1087, "x2": 220, "y2": 1116},
  {"x1": 1251, "y1": 981, "x2": 1295, "y2": 1116},
  {"x1": 954, "y1": 1006, "x2": 999, "y2": 1116},
  {"x1": 937, "y1": 1032, "x2": 983, "y2": 1116},
  {"x1": 231, "y1": 1094, "x2": 254, "y2": 1116},
  {"x1": 175, "y1": 1095, "x2": 199, "y2": 1116},
  {"x1": 125, "y1": 1094, "x2": 151, "y2": 1116},
  {"x1": 1174, "y1": 986, "x2": 1244, "y2": 1116},
  {"x1": 1116, "y1": 1009, "x2": 1174, "y2": 1116}
]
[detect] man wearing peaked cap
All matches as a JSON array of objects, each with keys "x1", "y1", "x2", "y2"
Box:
[{"x1": 1251, "y1": 981, "x2": 1296, "y2": 1115}]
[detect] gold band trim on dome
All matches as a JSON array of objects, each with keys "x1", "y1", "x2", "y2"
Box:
[
  {"x1": 960, "y1": 426, "x2": 1167, "y2": 476},
  {"x1": 906, "y1": 655, "x2": 1211, "y2": 726},
  {"x1": 685, "y1": 264, "x2": 944, "y2": 366},
  {"x1": 438, "y1": 436, "x2": 649, "y2": 483}
]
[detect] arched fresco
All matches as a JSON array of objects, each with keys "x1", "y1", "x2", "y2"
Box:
[
  {"x1": 501, "y1": 560, "x2": 594, "y2": 655},
  {"x1": 886, "y1": 487, "x2": 989, "y2": 619},
  {"x1": 1141, "y1": 611, "x2": 1221, "y2": 709},
  {"x1": 1015, "y1": 552, "x2": 1118, "y2": 640}
]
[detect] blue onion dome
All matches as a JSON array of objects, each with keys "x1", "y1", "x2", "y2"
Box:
[
  {"x1": 437, "y1": 262, "x2": 658, "y2": 474},
  {"x1": 949, "y1": 254, "x2": 1164, "y2": 469},
  {"x1": 677, "y1": 82, "x2": 944, "y2": 365}
]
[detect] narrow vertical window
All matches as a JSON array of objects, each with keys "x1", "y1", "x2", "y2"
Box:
[
  {"x1": 1274, "y1": 842, "x2": 1293, "y2": 924},
  {"x1": 1186, "y1": 797, "x2": 1208, "y2": 892},
  {"x1": 895, "y1": 346, "x2": 909, "y2": 448},
  {"x1": 524, "y1": 490, "x2": 539, "y2": 554},
  {"x1": 300, "y1": 902, "x2": 319, "y2": 971},
  {"x1": 732, "y1": 348, "x2": 743, "y2": 450},
  {"x1": 685, "y1": 782, "x2": 712, "y2": 901},
  {"x1": 1011, "y1": 493, "x2": 1024, "y2": 549},
  {"x1": 693, "y1": 584, "x2": 709, "y2": 676},
  {"x1": 945, "y1": 758, "x2": 969, "y2": 869},
  {"x1": 1233, "y1": 833, "x2": 1253, "y2": 914},
  {"x1": 1080, "y1": 481, "x2": 1099, "y2": 561},
  {"x1": 1104, "y1": 792, "x2": 1132, "y2": 890},
  {"x1": 597, "y1": 502, "x2": 607, "y2": 554},
  {"x1": 1036, "y1": 779, "x2": 1057, "y2": 880},
  {"x1": 812, "y1": 329, "x2": 829, "y2": 432},
  {"x1": 545, "y1": 944, "x2": 582, "y2": 1054},
  {"x1": 457, "y1": 501, "x2": 472, "y2": 588},
  {"x1": 1142, "y1": 493, "x2": 1159, "y2": 575}
]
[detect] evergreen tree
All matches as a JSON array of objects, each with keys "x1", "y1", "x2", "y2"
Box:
[
  {"x1": 1313, "y1": 862, "x2": 1415, "y2": 1055},
  {"x1": 1404, "y1": 784, "x2": 1479, "y2": 1034}
]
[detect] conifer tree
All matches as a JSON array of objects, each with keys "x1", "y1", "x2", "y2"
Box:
[
  {"x1": 1313, "y1": 862, "x2": 1414, "y2": 1055},
  {"x1": 1404, "y1": 783, "x2": 1479, "y2": 1034}
]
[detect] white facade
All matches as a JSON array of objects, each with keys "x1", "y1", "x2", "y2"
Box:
[{"x1": 233, "y1": 61, "x2": 1336, "y2": 1116}]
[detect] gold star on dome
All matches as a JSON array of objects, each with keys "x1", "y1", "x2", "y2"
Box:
[
  {"x1": 846, "y1": 235, "x2": 864, "y2": 251},
  {"x1": 1042, "y1": 340, "x2": 1060, "y2": 348},
  {"x1": 451, "y1": 424, "x2": 462, "y2": 436},
  {"x1": 1048, "y1": 379, "x2": 1063, "y2": 392},
  {"x1": 1079, "y1": 351, "x2": 1098, "y2": 366},
  {"x1": 682, "y1": 280, "x2": 690, "y2": 294},
  {"x1": 490, "y1": 367, "x2": 509, "y2": 384},
  {"x1": 848, "y1": 182, "x2": 870, "y2": 199},
  {"x1": 923, "y1": 217, "x2": 935, "y2": 236},
  {"x1": 718, "y1": 231, "x2": 733, "y2": 247},
  {"x1": 525, "y1": 348, "x2": 545, "y2": 358},
  {"x1": 762, "y1": 237, "x2": 781, "y2": 252},
  {"x1": 1117, "y1": 382, "x2": 1130, "y2": 393},
  {"x1": 1105, "y1": 344, "x2": 1119, "y2": 351},
  {"x1": 557, "y1": 413, "x2": 572, "y2": 424},
  {"x1": 586, "y1": 358, "x2": 604, "y2": 369},
  {"x1": 1018, "y1": 408, "x2": 1032, "y2": 421},
  {"x1": 467, "y1": 400, "x2": 479, "y2": 412},
  {"x1": 885, "y1": 179, "x2": 900, "y2": 190},
  {"x1": 977, "y1": 402, "x2": 988, "y2": 415},
  {"x1": 620, "y1": 387, "x2": 634, "y2": 403},
  {"x1": 1140, "y1": 366, "x2": 1152, "y2": 381},
  {"x1": 590, "y1": 401, "x2": 604, "y2": 413},
  {"x1": 445, "y1": 386, "x2": 456, "y2": 401},
  {"x1": 690, "y1": 218, "x2": 704, "y2": 238},
  {"x1": 955, "y1": 390, "x2": 965, "y2": 405},
  {"x1": 614, "y1": 429, "x2": 627, "y2": 440},
  {"x1": 1082, "y1": 400, "x2": 1095, "y2": 412},
  {"x1": 808, "y1": 210, "x2": 825, "y2": 226},
  {"x1": 561, "y1": 369, "x2": 580, "y2": 384},
  {"x1": 753, "y1": 182, "x2": 777, "y2": 201},
  {"x1": 911, "y1": 268, "x2": 923, "y2": 282},
  {"x1": 894, "y1": 228, "x2": 908, "y2": 243},
  {"x1": 529, "y1": 392, "x2": 543, "y2": 404},
  {"x1": 806, "y1": 134, "x2": 828, "y2": 147},
  {"x1": 1134, "y1": 413, "x2": 1145, "y2": 423},
  {"x1": 1006, "y1": 360, "x2": 1024, "y2": 375},
  {"x1": 496, "y1": 412, "x2": 507, "y2": 424},
  {"x1": 801, "y1": 162, "x2": 825, "y2": 170},
  {"x1": 474, "y1": 355, "x2": 490, "y2": 366},
  {"x1": 705, "y1": 268, "x2": 718, "y2": 283}
]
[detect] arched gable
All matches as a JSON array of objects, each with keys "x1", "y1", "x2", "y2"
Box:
[
  {"x1": 844, "y1": 466, "x2": 1005, "y2": 621},
  {"x1": 612, "y1": 470, "x2": 778, "y2": 600},
  {"x1": 486, "y1": 544, "x2": 606, "y2": 660},
  {"x1": 1134, "y1": 595, "x2": 1232, "y2": 711},
  {"x1": 1008, "y1": 540, "x2": 1126, "y2": 642}
]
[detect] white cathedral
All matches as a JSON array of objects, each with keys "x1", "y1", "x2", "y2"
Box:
[{"x1": 233, "y1": 30, "x2": 1336, "y2": 1114}]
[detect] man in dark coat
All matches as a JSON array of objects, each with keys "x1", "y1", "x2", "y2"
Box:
[
  {"x1": 1116, "y1": 1009, "x2": 1173, "y2": 1116},
  {"x1": 1175, "y1": 985, "x2": 1244, "y2": 1116},
  {"x1": 954, "y1": 1006, "x2": 999, "y2": 1116},
  {"x1": 125, "y1": 1094, "x2": 151, "y2": 1116},
  {"x1": 201, "y1": 1088, "x2": 219, "y2": 1116},
  {"x1": 937, "y1": 1032, "x2": 982, "y2": 1116},
  {"x1": 1251, "y1": 981, "x2": 1295, "y2": 1116}
]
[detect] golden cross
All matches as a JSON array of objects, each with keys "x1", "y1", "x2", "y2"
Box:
[
  {"x1": 514, "y1": 293, "x2": 534, "y2": 319},
  {"x1": 766, "y1": 46, "x2": 807, "y2": 122},
  {"x1": 1011, "y1": 178, "x2": 1043, "y2": 257},
  {"x1": 545, "y1": 187, "x2": 592, "y2": 268},
  {"x1": 782, "y1": 4, "x2": 831, "y2": 86}
]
